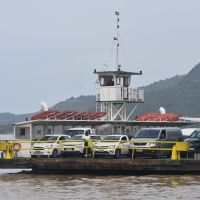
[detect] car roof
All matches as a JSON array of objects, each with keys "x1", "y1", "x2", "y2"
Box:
[
  {"x1": 104, "y1": 135, "x2": 127, "y2": 137},
  {"x1": 67, "y1": 128, "x2": 91, "y2": 131},
  {"x1": 140, "y1": 127, "x2": 181, "y2": 131},
  {"x1": 45, "y1": 134, "x2": 70, "y2": 137}
]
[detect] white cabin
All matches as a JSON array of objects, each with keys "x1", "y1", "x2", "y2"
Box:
[{"x1": 94, "y1": 69, "x2": 144, "y2": 102}]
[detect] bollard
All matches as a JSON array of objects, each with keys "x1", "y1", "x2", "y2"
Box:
[
  {"x1": 171, "y1": 142, "x2": 189, "y2": 160},
  {"x1": 0, "y1": 142, "x2": 15, "y2": 159},
  {"x1": 171, "y1": 145, "x2": 180, "y2": 160}
]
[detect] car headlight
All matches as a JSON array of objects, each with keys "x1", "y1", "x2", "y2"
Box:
[
  {"x1": 148, "y1": 143, "x2": 157, "y2": 148},
  {"x1": 109, "y1": 145, "x2": 116, "y2": 148}
]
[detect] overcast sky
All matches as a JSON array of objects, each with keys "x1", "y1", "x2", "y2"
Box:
[{"x1": 0, "y1": 0, "x2": 200, "y2": 114}]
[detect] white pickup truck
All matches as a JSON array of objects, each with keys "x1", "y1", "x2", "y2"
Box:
[
  {"x1": 93, "y1": 135, "x2": 129, "y2": 158},
  {"x1": 30, "y1": 134, "x2": 71, "y2": 158}
]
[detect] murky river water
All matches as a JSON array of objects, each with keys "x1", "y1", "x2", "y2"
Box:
[{"x1": 0, "y1": 169, "x2": 200, "y2": 200}]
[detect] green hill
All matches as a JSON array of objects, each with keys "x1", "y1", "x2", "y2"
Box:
[
  {"x1": 137, "y1": 63, "x2": 200, "y2": 117},
  {"x1": 53, "y1": 95, "x2": 96, "y2": 112}
]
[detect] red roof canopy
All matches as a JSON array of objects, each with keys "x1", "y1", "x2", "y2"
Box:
[
  {"x1": 135, "y1": 112, "x2": 181, "y2": 122},
  {"x1": 31, "y1": 110, "x2": 107, "y2": 121}
]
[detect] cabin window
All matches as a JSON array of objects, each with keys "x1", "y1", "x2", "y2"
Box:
[
  {"x1": 85, "y1": 130, "x2": 91, "y2": 135},
  {"x1": 123, "y1": 77, "x2": 129, "y2": 87},
  {"x1": 20, "y1": 128, "x2": 26, "y2": 136},
  {"x1": 121, "y1": 136, "x2": 128, "y2": 141},
  {"x1": 160, "y1": 130, "x2": 166, "y2": 140},
  {"x1": 191, "y1": 130, "x2": 200, "y2": 139},
  {"x1": 167, "y1": 130, "x2": 182, "y2": 141},
  {"x1": 59, "y1": 136, "x2": 65, "y2": 141},
  {"x1": 116, "y1": 76, "x2": 120, "y2": 85},
  {"x1": 99, "y1": 75, "x2": 114, "y2": 86}
]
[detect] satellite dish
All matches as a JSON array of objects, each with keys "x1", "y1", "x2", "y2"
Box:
[
  {"x1": 159, "y1": 107, "x2": 166, "y2": 115},
  {"x1": 97, "y1": 123, "x2": 112, "y2": 131},
  {"x1": 40, "y1": 101, "x2": 48, "y2": 111}
]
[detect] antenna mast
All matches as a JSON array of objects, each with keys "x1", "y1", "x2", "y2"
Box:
[{"x1": 114, "y1": 11, "x2": 120, "y2": 70}]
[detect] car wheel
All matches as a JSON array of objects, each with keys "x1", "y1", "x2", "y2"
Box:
[
  {"x1": 52, "y1": 149, "x2": 58, "y2": 158},
  {"x1": 115, "y1": 149, "x2": 121, "y2": 158}
]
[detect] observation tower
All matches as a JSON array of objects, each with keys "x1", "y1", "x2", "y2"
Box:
[{"x1": 94, "y1": 11, "x2": 144, "y2": 121}]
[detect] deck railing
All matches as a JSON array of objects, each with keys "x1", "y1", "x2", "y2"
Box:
[{"x1": 0, "y1": 139, "x2": 190, "y2": 161}]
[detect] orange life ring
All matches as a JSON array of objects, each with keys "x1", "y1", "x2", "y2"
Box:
[{"x1": 13, "y1": 143, "x2": 22, "y2": 150}]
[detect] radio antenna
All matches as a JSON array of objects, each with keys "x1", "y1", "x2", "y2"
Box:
[{"x1": 114, "y1": 11, "x2": 120, "y2": 70}]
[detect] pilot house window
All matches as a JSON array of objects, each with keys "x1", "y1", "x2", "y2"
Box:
[
  {"x1": 116, "y1": 76, "x2": 120, "y2": 85},
  {"x1": 99, "y1": 75, "x2": 114, "y2": 86},
  {"x1": 20, "y1": 128, "x2": 26, "y2": 136},
  {"x1": 123, "y1": 77, "x2": 129, "y2": 87}
]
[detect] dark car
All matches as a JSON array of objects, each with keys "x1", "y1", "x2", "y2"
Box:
[
  {"x1": 129, "y1": 127, "x2": 183, "y2": 158},
  {"x1": 184, "y1": 129, "x2": 200, "y2": 156}
]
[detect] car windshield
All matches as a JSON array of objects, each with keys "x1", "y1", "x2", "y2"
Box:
[
  {"x1": 71, "y1": 135, "x2": 84, "y2": 140},
  {"x1": 135, "y1": 129, "x2": 160, "y2": 139},
  {"x1": 190, "y1": 130, "x2": 200, "y2": 139},
  {"x1": 66, "y1": 130, "x2": 85, "y2": 137},
  {"x1": 103, "y1": 136, "x2": 121, "y2": 141},
  {"x1": 90, "y1": 136, "x2": 101, "y2": 140},
  {"x1": 40, "y1": 136, "x2": 58, "y2": 142}
]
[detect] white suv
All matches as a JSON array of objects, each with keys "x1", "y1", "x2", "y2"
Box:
[
  {"x1": 93, "y1": 135, "x2": 129, "y2": 158},
  {"x1": 30, "y1": 134, "x2": 71, "y2": 158}
]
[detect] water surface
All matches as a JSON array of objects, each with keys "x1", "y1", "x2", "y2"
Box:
[{"x1": 0, "y1": 169, "x2": 199, "y2": 200}]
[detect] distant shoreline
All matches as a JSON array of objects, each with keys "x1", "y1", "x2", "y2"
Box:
[{"x1": 0, "y1": 133, "x2": 13, "y2": 140}]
